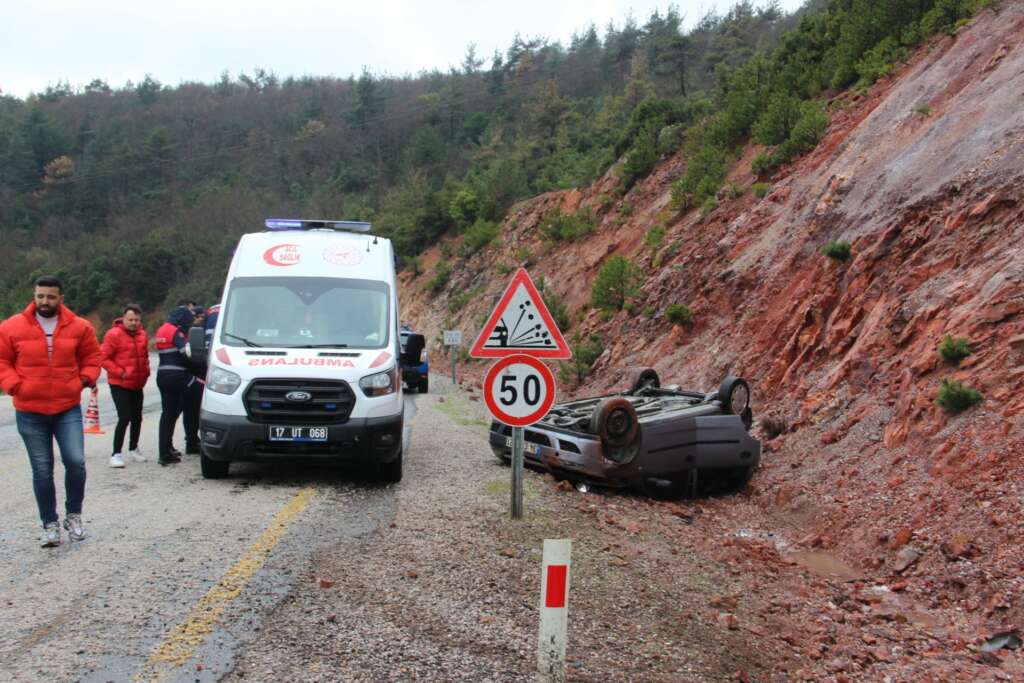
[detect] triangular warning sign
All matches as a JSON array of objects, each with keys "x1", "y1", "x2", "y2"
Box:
[{"x1": 470, "y1": 268, "x2": 572, "y2": 359}]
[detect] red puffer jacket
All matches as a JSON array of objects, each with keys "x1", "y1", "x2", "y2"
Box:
[
  {"x1": 0, "y1": 303, "x2": 102, "y2": 415},
  {"x1": 101, "y1": 318, "x2": 151, "y2": 390}
]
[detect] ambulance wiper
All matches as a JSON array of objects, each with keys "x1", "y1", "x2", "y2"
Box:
[
  {"x1": 223, "y1": 332, "x2": 262, "y2": 347},
  {"x1": 286, "y1": 343, "x2": 349, "y2": 348}
]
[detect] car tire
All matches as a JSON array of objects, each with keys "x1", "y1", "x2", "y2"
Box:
[
  {"x1": 589, "y1": 397, "x2": 640, "y2": 449},
  {"x1": 628, "y1": 368, "x2": 660, "y2": 393},
  {"x1": 717, "y1": 376, "x2": 751, "y2": 415},
  {"x1": 200, "y1": 453, "x2": 230, "y2": 479},
  {"x1": 419, "y1": 378, "x2": 428, "y2": 393},
  {"x1": 704, "y1": 465, "x2": 755, "y2": 495},
  {"x1": 378, "y1": 450, "x2": 403, "y2": 483}
]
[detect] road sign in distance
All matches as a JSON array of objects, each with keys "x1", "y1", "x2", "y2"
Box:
[
  {"x1": 483, "y1": 354, "x2": 557, "y2": 427},
  {"x1": 443, "y1": 330, "x2": 462, "y2": 346}
]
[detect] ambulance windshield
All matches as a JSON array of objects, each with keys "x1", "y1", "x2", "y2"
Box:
[{"x1": 221, "y1": 276, "x2": 390, "y2": 349}]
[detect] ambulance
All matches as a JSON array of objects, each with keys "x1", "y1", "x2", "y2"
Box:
[{"x1": 195, "y1": 219, "x2": 405, "y2": 481}]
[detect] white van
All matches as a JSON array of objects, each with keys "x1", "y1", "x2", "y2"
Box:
[{"x1": 195, "y1": 219, "x2": 404, "y2": 481}]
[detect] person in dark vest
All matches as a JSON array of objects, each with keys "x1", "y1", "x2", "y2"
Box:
[
  {"x1": 182, "y1": 305, "x2": 206, "y2": 454},
  {"x1": 154, "y1": 306, "x2": 195, "y2": 466},
  {"x1": 100, "y1": 304, "x2": 151, "y2": 468},
  {"x1": 0, "y1": 276, "x2": 101, "y2": 546}
]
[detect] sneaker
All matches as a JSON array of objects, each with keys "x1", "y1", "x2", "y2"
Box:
[
  {"x1": 158, "y1": 456, "x2": 179, "y2": 466},
  {"x1": 41, "y1": 522, "x2": 61, "y2": 548},
  {"x1": 109, "y1": 453, "x2": 125, "y2": 468},
  {"x1": 63, "y1": 514, "x2": 86, "y2": 542},
  {"x1": 127, "y1": 449, "x2": 147, "y2": 463}
]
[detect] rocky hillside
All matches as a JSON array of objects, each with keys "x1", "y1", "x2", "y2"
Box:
[{"x1": 400, "y1": 1, "x2": 1024, "y2": 661}]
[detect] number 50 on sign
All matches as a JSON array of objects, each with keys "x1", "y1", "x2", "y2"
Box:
[{"x1": 483, "y1": 354, "x2": 556, "y2": 427}]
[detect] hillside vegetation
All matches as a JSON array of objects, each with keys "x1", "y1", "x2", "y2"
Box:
[{"x1": 0, "y1": 0, "x2": 993, "y2": 320}]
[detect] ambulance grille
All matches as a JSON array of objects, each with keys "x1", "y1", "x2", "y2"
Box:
[{"x1": 244, "y1": 379, "x2": 355, "y2": 424}]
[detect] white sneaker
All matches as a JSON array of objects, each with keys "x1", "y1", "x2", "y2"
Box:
[
  {"x1": 109, "y1": 453, "x2": 125, "y2": 468},
  {"x1": 64, "y1": 514, "x2": 86, "y2": 541},
  {"x1": 127, "y1": 449, "x2": 147, "y2": 463},
  {"x1": 41, "y1": 521, "x2": 62, "y2": 548}
]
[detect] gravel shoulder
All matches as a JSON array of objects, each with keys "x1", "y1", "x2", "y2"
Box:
[{"x1": 226, "y1": 378, "x2": 790, "y2": 682}]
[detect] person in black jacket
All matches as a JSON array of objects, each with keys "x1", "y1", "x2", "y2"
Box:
[{"x1": 182, "y1": 305, "x2": 206, "y2": 455}]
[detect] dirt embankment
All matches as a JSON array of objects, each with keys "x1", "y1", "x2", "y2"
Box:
[{"x1": 401, "y1": 6, "x2": 1024, "y2": 679}]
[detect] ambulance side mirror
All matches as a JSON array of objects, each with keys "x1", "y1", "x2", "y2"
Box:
[{"x1": 188, "y1": 327, "x2": 208, "y2": 366}]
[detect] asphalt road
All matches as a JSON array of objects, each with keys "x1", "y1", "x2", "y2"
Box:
[{"x1": 0, "y1": 367, "x2": 416, "y2": 683}]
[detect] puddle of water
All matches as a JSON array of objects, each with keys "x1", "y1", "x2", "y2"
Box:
[{"x1": 787, "y1": 550, "x2": 861, "y2": 581}]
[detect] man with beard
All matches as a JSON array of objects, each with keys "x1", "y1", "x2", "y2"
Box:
[{"x1": 0, "y1": 276, "x2": 102, "y2": 547}]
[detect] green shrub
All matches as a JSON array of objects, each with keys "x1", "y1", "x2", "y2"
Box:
[
  {"x1": 617, "y1": 122, "x2": 660, "y2": 192},
  {"x1": 447, "y1": 285, "x2": 483, "y2": 314},
  {"x1": 619, "y1": 201, "x2": 634, "y2": 217},
  {"x1": 449, "y1": 189, "x2": 480, "y2": 229},
  {"x1": 727, "y1": 182, "x2": 743, "y2": 199},
  {"x1": 751, "y1": 152, "x2": 775, "y2": 176},
  {"x1": 752, "y1": 182, "x2": 770, "y2": 198},
  {"x1": 558, "y1": 333, "x2": 604, "y2": 384},
  {"x1": 540, "y1": 207, "x2": 596, "y2": 242},
  {"x1": 665, "y1": 303, "x2": 694, "y2": 326},
  {"x1": 515, "y1": 247, "x2": 533, "y2": 265},
  {"x1": 496, "y1": 262, "x2": 513, "y2": 275},
  {"x1": 591, "y1": 255, "x2": 641, "y2": 311},
  {"x1": 856, "y1": 37, "x2": 907, "y2": 86},
  {"x1": 752, "y1": 93, "x2": 803, "y2": 146},
  {"x1": 459, "y1": 219, "x2": 499, "y2": 256},
  {"x1": 644, "y1": 224, "x2": 665, "y2": 249},
  {"x1": 439, "y1": 242, "x2": 452, "y2": 260},
  {"x1": 400, "y1": 255, "x2": 422, "y2": 275},
  {"x1": 914, "y1": 102, "x2": 932, "y2": 116},
  {"x1": 426, "y1": 262, "x2": 451, "y2": 293},
  {"x1": 822, "y1": 241, "x2": 851, "y2": 261},
  {"x1": 936, "y1": 379, "x2": 983, "y2": 414},
  {"x1": 701, "y1": 196, "x2": 718, "y2": 215},
  {"x1": 623, "y1": 301, "x2": 636, "y2": 314},
  {"x1": 657, "y1": 123, "x2": 685, "y2": 155},
  {"x1": 937, "y1": 334, "x2": 972, "y2": 364},
  {"x1": 642, "y1": 306, "x2": 655, "y2": 318}
]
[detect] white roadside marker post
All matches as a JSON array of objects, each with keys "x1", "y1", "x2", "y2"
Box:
[{"x1": 537, "y1": 538, "x2": 572, "y2": 683}]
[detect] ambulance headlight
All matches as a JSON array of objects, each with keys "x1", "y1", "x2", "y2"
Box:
[
  {"x1": 359, "y1": 366, "x2": 398, "y2": 397},
  {"x1": 207, "y1": 366, "x2": 242, "y2": 395}
]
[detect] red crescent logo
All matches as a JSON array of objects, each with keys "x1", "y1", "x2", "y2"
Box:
[{"x1": 263, "y1": 244, "x2": 301, "y2": 266}]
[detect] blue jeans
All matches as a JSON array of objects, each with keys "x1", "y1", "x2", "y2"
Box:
[{"x1": 16, "y1": 406, "x2": 87, "y2": 526}]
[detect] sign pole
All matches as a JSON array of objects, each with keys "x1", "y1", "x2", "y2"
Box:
[
  {"x1": 511, "y1": 426, "x2": 525, "y2": 519},
  {"x1": 451, "y1": 343, "x2": 457, "y2": 385}
]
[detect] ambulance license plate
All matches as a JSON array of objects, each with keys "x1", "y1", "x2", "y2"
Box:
[{"x1": 268, "y1": 426, "x2": 328, "y2": 442}]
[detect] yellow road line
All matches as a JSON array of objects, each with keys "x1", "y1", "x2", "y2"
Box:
[{"x1": 136, "y1": 487, "x2": 315, "y2": 682}]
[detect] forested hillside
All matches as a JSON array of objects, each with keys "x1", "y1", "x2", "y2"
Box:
[{"x1": 0, "y1": 0, "x2": 990, "y2": 322}]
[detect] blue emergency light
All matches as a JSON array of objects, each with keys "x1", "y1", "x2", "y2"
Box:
[{"x1": 265, "y1": 218, "x2": 373, "y2": 232}]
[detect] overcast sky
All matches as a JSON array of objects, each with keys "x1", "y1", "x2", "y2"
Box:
[{"x1": 2, "y1": 0, "x2": 806, "y2": 99}]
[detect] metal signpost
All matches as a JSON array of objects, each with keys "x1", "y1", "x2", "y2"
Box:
[
  {"x1": 442, "y1": 330, "x2": 462, "y2": 384},
  {"x1": 470, "y1": 268, "x2": 571, "y2": 520}
]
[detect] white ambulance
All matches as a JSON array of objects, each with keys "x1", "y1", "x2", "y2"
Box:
[{"x1": 195, "y1": 219, "x2": 405, "y2": 481}]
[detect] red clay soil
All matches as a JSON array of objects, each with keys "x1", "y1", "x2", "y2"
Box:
[{"x1": 400, "y1": 5, "x2": 1024, "y2": 680}]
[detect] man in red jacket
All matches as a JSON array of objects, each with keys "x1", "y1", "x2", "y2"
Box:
[
  {"x1": 101, "y1": 304, "x2": 151, "y2": 468},
  {"x1": 0, "y1": 276, "x2": 102, "y2": 547}
]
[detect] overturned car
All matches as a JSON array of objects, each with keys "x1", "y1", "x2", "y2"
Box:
[{"x1": 488, "y1": 370, "x2": 761, "y2": 497}]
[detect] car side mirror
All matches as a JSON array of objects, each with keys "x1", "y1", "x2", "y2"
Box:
[
  {"x1": 400, "y1": 334, "x2": 425, "y2": 365},
  {"x1": 188, "y1": 327, "x2": 208, "y2": 366}
]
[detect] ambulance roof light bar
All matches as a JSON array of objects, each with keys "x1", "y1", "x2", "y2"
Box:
[{"x1": 265, "y1": 218, "x2": 373, "y2": 233}]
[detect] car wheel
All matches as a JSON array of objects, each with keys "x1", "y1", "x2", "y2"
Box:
[
  {"x1": 378, "y1": 450, "x2": 403, "y2": 482},
  {"x1": 419, "y1": 378, "x2": 428, "y2": 393},
  {"x1": 717, "y1": 376, "x2": 751, "y2": 415},
  {"x1": 589, "y1": 397, "x2": 640, "y2": 449},
  {"x1": 200, "y1": 453, "x2": 229, "y2": 479},
  {"x1": 627, "y1": 368, "x2": 660, "y2": 393}
]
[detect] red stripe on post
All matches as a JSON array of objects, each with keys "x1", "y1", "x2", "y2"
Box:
[{"x1": 545, "y1": 564, "x2": 568, "y2": 608}]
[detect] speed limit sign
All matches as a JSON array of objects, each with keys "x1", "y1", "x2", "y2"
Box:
[{"x1": 483, "y1": 354, "x2": 556, "y2": 427}]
